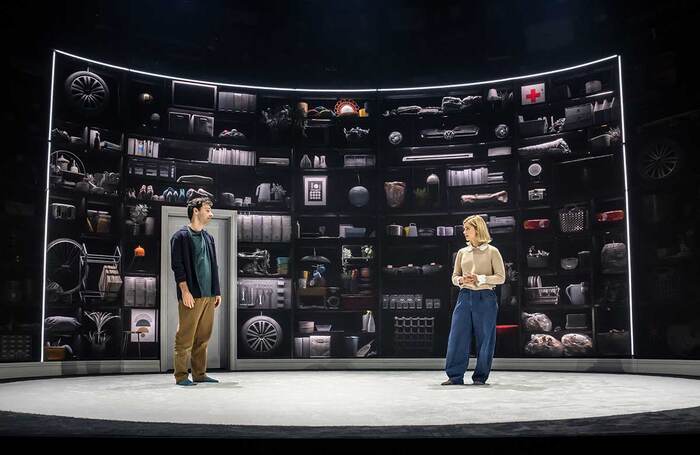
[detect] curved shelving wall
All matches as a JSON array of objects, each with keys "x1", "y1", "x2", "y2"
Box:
[{"x1": 6, "y1": 50, "x2": 693, "y2": 379}]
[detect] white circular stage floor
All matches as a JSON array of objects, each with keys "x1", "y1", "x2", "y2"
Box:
[{"x1": 1, "y1": 371, "x2": 699, "y2": 428}]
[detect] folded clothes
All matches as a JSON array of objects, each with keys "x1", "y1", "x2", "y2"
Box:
[
  {"x1": 177, "y1": 175, "x2": 214, "y2": 184},
  {"x1": 460, "y1": 190, "x2": 509, "y2": 204},
  {"x1": 418, "y1": 107, "x2": 441, "y2": 115},
  {"x1": 518, "y1": 138, "x2": 571, "y2": 155},
  {"x1": 396, "y1": 105, "x2": 422, "y2": 114},
  {"x1": 442, "y1": 96, "x2": 483, "y2": 112}
]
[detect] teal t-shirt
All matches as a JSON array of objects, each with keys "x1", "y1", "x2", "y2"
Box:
[{"x1": 188, "y1": 227, "x2": 213, "y2": 297}]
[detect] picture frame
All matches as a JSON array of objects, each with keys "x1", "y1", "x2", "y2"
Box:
[
  {"x1": 131, "y1": 309, "x2": 157, "y2": 343},
  {"x1": 303, "y1": 175, "x2": 327, "y2": 206}
]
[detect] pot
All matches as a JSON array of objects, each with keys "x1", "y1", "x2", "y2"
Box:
[
  {"x1": 418, "y1": 228, "x2": 435, "y2": 237},
  {"x1": 560, "y1": 257, "x2": 579, "y2": 270},
  {"x1": 404, "y1": 223, "x2": 418, "y2": 237},
  {"x1": 384, "y1": 181, "x2": 406, "y2": 208},
  {"x1": 386, "y1": 224, "x2": 403, "y2": 237},
  {"x1": 577, "y1": 251, "x2": 591, "y2": 268}
]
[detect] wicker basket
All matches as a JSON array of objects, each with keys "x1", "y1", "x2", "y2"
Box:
[
  {"x1": 559, "y1": 206, "x2": 587, "y2": 233},
  {"x1": 525, "y1": 286, "x2": 560, "y2": 305}
]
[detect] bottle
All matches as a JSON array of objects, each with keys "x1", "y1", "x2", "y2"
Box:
[
  {"x1": 367, "y1": 310, "x2": 375, "y2": 333},
  {"x1": 299, "y1": 270, "x2": 309, "y2": 289},
  {"x1": 362, "y1": 311, "x2": 369, "y2": 332}
]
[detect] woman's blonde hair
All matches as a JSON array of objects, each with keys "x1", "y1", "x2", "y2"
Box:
[{"x1": 463, "y1": 215, "x2": 492, "y2": 246}]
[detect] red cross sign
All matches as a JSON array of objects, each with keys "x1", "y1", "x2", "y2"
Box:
[{"x1": 521, "y1": 83, "x2": 546, "y2": 105}]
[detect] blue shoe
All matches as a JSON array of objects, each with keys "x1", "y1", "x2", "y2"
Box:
[
  {"x1": 176, "y1": 378, "x2": 197, "y2": 386},
  {"x1": 193, "y1": 375, "x2": 219, "y2": 383},
  {"x1": 472, "y1": 380, "x2": 487, "y2": 385}
]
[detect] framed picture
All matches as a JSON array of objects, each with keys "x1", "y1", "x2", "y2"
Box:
[
  {"x1": 303, "y1": 175, "x2": 327, "y2": 206},
  {"x1": 131, "y1": 309, "x2": 157, "y2": 343}
]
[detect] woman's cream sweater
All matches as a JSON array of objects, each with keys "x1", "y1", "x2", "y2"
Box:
[{"x1": 451, "y1": 243, "x2": 506, "y2": 290}]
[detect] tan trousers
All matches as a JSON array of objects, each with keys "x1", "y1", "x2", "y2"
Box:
[{"x1": 174, "y1": 296, "x2": 216, "y2": 382}]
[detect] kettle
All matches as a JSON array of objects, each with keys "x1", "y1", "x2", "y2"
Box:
[{"x1": 256, "y1": 183, "x2": 272, "y2": 202}]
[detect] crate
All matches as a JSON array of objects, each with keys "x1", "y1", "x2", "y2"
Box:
[{"x1": 559, "y1": 207, "x2": 587, "y2": 233}]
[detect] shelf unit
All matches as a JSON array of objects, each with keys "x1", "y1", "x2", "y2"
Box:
[{"x1": 39, "y1": 52, "x2": 631, "y2": 364}]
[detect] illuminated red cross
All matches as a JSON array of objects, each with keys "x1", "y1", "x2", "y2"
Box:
[{"x1": 526, "y1": 88, "x2": 542, "y2": 103}]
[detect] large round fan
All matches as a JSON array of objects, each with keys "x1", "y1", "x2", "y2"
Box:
[
  {"x1": 64, "y1": 71, "x2": 110, "y2": 116},
  {"x1": 638, "y1": 138, "x2": 683, "y2": 182},
  {"x1": 240, "y1": 316, "x2": 283, "y2": 355},
  {"x1": 334, "y1": 99, "x2": 359, "y2": 117}
]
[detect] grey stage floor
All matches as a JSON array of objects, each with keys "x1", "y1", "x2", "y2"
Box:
[{"x1": 1, "y1": 370, "x2": 699, "y2": 438}]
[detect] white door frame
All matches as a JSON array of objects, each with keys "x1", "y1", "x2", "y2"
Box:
[{"x1": 159, "y1": 206, "x2": 238, "y2": 372}]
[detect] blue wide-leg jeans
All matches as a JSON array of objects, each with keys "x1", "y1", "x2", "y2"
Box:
[{"x1": 444, "y1": 288, "x2": 498, "y2": 384}]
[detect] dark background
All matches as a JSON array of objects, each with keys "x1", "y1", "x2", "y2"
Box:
[{"x1": 2, "y1": 0, "x2": 699, "y2": 359}]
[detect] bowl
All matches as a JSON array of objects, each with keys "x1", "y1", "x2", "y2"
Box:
[{"x1": 560, "y1": 257, "x2": 579, "y2": 270}]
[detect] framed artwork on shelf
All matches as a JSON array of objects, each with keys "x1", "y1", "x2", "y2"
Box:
[
  {"x1": 130, "y1": 309, "x2": 158, "y2": 343},
  {"x1": 303, "y1": 175, "x2": 328, "y2": 206}
]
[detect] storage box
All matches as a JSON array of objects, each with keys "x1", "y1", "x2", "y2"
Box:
[
  {"x1": 192, "y1": 114, "x2": 214, "y2": 137},
  {"x1": 252, "y1": 215, "x2": 263, "y2": 242},
  {"x1": 565, "y1": 314, "x2": 588, "y2": 330},
  {"x1": 168, "y1": 110, "x2": 191, "y2": 135},
  {"x1": 262, "y1": 216, "x2": 273, "y2": 242},
  {"x1": 309, "y1": 335, "x2": 331, "y2": 358},
  {"x1": 297, "y1": 287, "x2": 328, "y2": 297},
  {"x1": 519, "y1": 118, "x2": 547, "y2": 137},
  {"x1": 341, "y1": 294, "x2": 376, "y2": 310},
  {"x1": 564, "y1": 104, "x2": 594, "y2": 130}
]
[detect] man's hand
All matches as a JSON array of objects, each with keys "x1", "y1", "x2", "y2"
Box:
[
  {"x1": 214, "y1": 295, "x2": 222, "y2": 308},
  {"x1": 182, "y1": 291, "x2": 195, "y2": 309}
]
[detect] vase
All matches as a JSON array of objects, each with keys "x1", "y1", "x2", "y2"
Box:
[
  {"x1": 384, "y1": 181, "x2": 406, "y2": 208},
  {"x1": 144, "y1": 217, "x2": 155, "y2": 236},
  {"x1": 91, "y1": 342, "x2": 107, "y2": 358}
]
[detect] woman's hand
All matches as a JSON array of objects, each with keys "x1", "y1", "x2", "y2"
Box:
[{"x1": 463, "y1": 273, "x2": 476, "y2": 285}]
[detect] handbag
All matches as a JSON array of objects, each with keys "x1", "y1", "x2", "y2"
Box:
[
  {"x1": 601, "y1": 241, "x2": 628, "y2": 273},
  {"x1": 523, "y1": 219, "x2": 550, "y2": 230},
  {"x1": 559, "y1": 206, "x2": 587, "y2": 232}
]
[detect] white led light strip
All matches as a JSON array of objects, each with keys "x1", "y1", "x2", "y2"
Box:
[
  {"x1": 55, "y1": 49, "x2": 618, "y2": 94},
  {"x1": 44, "y1": 50, "x2": 633, "y2": 358},
  {"x1": 41, "y1": 51, "x2": 57, "y2": 362},
  {"x1": 403, "y1": 153, "x2": 474, "y2": 162},
  {"x1": 618, "y1": 56, "x2": 635, "y2": 356}
]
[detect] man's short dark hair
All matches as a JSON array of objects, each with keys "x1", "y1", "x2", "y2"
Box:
[{"x1": 187, "y1": 197, "x2": 213, "y2": 220}]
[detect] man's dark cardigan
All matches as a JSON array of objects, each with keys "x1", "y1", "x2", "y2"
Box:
[{"x1": 170, "y1": 225, "x2": 221, "y2": 300}]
